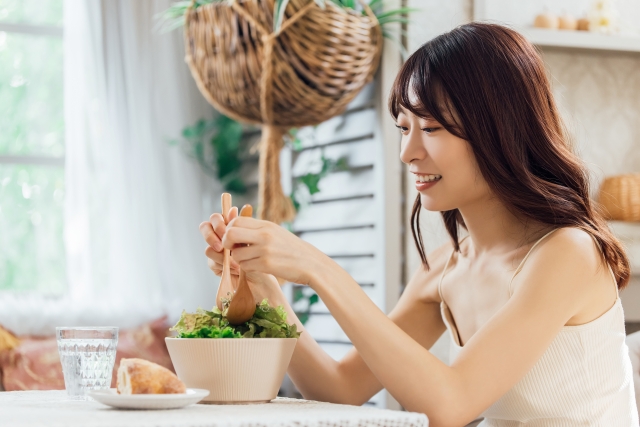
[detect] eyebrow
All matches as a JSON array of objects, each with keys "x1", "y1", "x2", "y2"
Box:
[{"x1": 397, "y1": 108, "x2": 438, "y2": 122}]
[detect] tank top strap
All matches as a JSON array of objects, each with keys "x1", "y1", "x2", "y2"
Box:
[{"x1": 508, "y1": 229, "x2": 560, "y2": 296}]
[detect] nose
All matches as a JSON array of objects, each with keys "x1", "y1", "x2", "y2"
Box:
[{"x1": 399, "y1": 129, "x2": 427, "y2": 165}]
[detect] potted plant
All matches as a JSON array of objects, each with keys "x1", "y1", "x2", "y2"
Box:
[{"x1": 161, "y1": 0, "x2": 411, "y2": 224}]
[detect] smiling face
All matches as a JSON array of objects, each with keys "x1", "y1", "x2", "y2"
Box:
[{"x1": 397, "y1": 108, "x2": 492, "y2": 212}]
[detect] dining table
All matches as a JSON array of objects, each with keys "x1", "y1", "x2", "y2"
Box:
[{"x1": 1, "y1": 390, "x2": 430, "y2": 427}]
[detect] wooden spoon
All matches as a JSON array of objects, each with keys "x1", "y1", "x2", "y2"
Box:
[
  {"x1": 216, "y1": 193, "x2": 234, "y2": 311},
  {"x1": 226, "y1": 204, "x2": 257, "y2": 325}
]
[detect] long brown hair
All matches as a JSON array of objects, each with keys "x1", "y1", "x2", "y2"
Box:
[{"x1": 389, "y1": 22, "x2": 630, "y2": 289}]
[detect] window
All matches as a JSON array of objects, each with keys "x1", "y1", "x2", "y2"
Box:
[{"x1": 0, "y1": 0, "x2": 65, "y2": 294}]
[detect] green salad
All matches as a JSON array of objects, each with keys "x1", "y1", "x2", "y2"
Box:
[{"x1": 171, "y1": 299, "x2": 301, "y2": 339}]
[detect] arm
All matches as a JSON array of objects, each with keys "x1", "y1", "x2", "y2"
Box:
[
  {"x1": 285, "y1": 264, "x2": 447, "y2": 405},
  {"x1": 224, "y1": 220, "x2": 605, "y2": 427},
  {"x1": 200, "y1": 212, "x2": 449, "y2": 405}
]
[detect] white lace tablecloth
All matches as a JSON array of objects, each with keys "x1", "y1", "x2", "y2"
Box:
[{"x1": 1, "y1": 391, "x2": 429, "y2": 427}]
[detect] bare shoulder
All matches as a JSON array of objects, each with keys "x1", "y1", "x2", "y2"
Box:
[
  {"x1": 513, "y1": 227, "x2": 614, "y2": 316},
  {"x1": 530, "y1": 227, "x2": 604, "y2": 271},
  {"x1": 404, "y1": 240, "x2": 456, "y2": 304}
]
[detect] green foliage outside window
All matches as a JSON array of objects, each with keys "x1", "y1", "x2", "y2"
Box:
[
  {"x1": 0, "y1": 0, "x2": 65, "y2": 293},
  {"x1": 0, "y1": 165, "x2": 66, "y2": 293},
  {"x1": 0, "y1": 33, "x2": 64, "y2": 156},
  {"x1": 0, "y1": 0, "x2": 63, "y2": 26}
]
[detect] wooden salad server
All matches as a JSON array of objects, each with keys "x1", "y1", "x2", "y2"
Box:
[
  {"x1": 225, "y1": 204, "x2": 257, "y2": 325},
  {"x1": 216, "y1": 193, "x2": 234, "y2": 311}
]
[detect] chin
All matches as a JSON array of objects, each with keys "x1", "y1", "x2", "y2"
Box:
[{"x1": 419, "y1": 193, "x2": 457, "y2": 212}]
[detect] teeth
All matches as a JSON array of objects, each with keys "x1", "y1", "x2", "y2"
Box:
[{"x1": 416, "y1": 174, "x2": 442, "y2": 183}]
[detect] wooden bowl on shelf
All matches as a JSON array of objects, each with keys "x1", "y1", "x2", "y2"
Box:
[{"x1": 598, "y1": 174, "x2": 640, "y2": 222}]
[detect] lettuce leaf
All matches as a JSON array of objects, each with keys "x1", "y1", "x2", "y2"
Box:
[{"x1": 171, "y1": 299, "x2": 301, "y2": 339}]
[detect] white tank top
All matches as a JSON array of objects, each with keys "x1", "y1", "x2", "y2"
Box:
[{"x1": 438, "y1": 229, "x2": 639, "y2": 426}]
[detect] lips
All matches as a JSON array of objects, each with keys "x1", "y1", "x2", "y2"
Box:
[{"x1": 413, "y1": 173, "x2": 442, "y2": 191}]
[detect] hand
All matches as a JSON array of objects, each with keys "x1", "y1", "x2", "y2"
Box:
[
  {"x1": 222, "y1": 217, "x2": 329, "y2": 286},
  {"x1": 199, "y1": 208, "x2": 283, "y2": 303}
]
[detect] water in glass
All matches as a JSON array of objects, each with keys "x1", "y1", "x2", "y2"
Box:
[{"x1": 56, "y1": 327, "x2": 118, "y2": 400}]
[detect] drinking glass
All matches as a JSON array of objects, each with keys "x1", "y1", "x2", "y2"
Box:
[{"x1": 56, "y1": 327, "x2": 118, "y2": 400}]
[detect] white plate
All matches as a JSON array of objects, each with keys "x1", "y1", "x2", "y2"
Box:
[{"x1": 88, "y1": 388, "x2": 210, "y2": 409}]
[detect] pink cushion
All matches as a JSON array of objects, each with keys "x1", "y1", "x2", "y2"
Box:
[{"x1": 0, "y1": 317, "x2": 173, "y2": 391}]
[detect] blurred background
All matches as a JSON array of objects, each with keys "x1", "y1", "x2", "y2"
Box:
[{"x1": 0, "y1": 0, "x2": 639, "y2": 410}]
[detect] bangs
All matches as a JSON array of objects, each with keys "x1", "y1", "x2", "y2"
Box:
[{"x1": 388, "y1": 45, "x2": 463, "y2": 136}]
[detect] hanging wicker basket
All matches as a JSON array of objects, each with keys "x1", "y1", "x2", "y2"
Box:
[
  {"x1": 598, "y1": 174, "x2": 640, "y2": 222},
  {"x1": 184, "y1": 0, "x2": 383, "y2": 224}
]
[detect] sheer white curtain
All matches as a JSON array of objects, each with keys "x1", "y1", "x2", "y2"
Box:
[{"x1": 0, "y1": 0, "x2": 221, "y2": 335}]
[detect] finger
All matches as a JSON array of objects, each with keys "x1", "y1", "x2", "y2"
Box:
[
  {"x1": 229, "y1": 245, "x2": 263, "y2": 264},
  {"x1": 226, "y1": 216, "x2": 268, "y2": 230},
  {"x1": 206, "y1": 260, "x2": 240, "y2": 276},
  {"x1": 222, "y1": 226, "x2": 263, "y2": 249},
  {"x1": 205, "y1": 246, "x2": 240, "y2": 270},
  {"x1": 200, "y1": 221, "x2": 222, "y2": 251},
  {"x1": 236, "y1": 257, "x2": 271, "y2": 275},
  {"x1": 228, "y1": 206, "x2": 238, "y2": 223},
  {"x1": 207, "y1": 258, "x2": 222, "y2": 275},
  {"x1": 209, "y1": 215, "x2": 226, "y2": 250},
  {"x1": 204, "y1": 245, "x2": 224, "y2": 264}
]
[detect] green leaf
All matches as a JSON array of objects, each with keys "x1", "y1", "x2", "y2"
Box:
[
  {"x1": 173, "y1": 113, "x2": 248, "y2": 195},
  {"x1": 376, "y1": 16, "x2": 413, "y2": 26},
  {"x1": 273, "y1": 0, "x2": 291, "y2": 33},
  {"x1": 367, "y1": 0, "x2": 383, "y2": 12},
  {"x1": 374, "y1": 7, "x2": 418, "y2": 20},
  {"x1": 309, "y1": 293, "x2": 319, "y2": 305},
  {"x1": 170, "y1": 308, "x2": 219, "y2": 335},
  {"x1": 293, "y1": 287, "x2": 305, "y2": 302},
  {"x1": 290, "y1": 192, "x2": 301, "y2": 212},
  {"x1": 297, "y1": 313, "x2": 309, "y2": 325},
  {"x1": 173, "y1": 299, "x2": 301, "y2": 339},
  {"x1": 224, "y1": 177, "x2": 247, "y2": 194},
  {"x1": 341, "y1": 0, "x2": 356, "y2": 9},
  {"x1": 334, "y1": 157, "x2": 349, "y2": 171},
  {"x1": 298, "y1": 173, "x2": 322, "y2": 195}
]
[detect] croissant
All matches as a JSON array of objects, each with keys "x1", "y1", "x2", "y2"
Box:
[{"x1": 116, "y1": 358, "x2": 186, "y2": 394}]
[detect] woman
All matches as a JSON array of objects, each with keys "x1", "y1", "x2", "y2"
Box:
[{"x1": 199, "y1": 23, "x2": 638, "y2": 426}]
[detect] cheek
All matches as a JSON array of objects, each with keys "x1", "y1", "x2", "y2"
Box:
[
  {"x1": 420, "y1": 140, "x2": 489, "y2": 210},
  {"x1": 451, "y1": 149, "x2": 481, "y2": 191},
  {"x1": 432, "y1": 139, "x2": 475, "y2": 188}
]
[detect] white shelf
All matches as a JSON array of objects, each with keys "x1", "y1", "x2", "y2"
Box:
[{"x1": 519, "y1": 27, "x2": 640, "y2": 54}]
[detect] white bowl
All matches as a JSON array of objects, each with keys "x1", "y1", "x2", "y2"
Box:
[{"x1": 165, "y1": 337, "x2": 297, "y2": 404}]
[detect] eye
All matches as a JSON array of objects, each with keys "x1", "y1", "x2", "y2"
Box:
[
  {"x1": 395, "y1": 124, "x2": 409, "y2": 134},
  {"x1": 421, "y1": 127, "x2": 441, "y2": 134}
]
